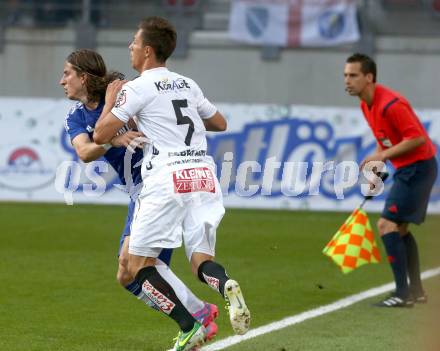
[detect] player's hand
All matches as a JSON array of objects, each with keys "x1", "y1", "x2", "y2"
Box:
[
  {"x1": 105, "y1": 79, "x2": 128, "y2": 107},
  {"x1": 111, "y1": 131, "x2": 149, "y2": 152}
]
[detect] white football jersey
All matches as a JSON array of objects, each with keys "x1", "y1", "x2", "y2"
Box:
[{"x1": 111, "y1": 67, "x2": 217, "y2": 162}]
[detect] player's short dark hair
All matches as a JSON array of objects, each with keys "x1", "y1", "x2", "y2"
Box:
[
  {"x1": 346, "y1": 53, "x2": 377, "y2": 83},
  {"x1": 138, "y1": 17, "x2": 176, "y2": 63},
  {"x1": 66, "y1": 49, "x2": 125, "y2": 103}
]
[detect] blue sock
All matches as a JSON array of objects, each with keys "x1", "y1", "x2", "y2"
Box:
[
  {"x1": 158, "y1": 248, "x2": 173, "y2": 266},
  {"x1": 381, "y1": 232, "x2": 409, "y2": 298},
  {"x1": 125, "y1": 280, "x2": 142, "y2": 296}
]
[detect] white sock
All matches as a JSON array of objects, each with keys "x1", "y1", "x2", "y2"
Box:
[{"x1": 156, "y1": 260, "x2": 205, "y2": 314}]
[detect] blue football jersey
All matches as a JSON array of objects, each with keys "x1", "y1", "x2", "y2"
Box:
[{"x1": 64, "y1": 100, "x2": 143, "y2": 191}]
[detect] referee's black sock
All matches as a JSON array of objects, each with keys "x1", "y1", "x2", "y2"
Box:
[
  {"x1": 381, "y1": 232, "x2": 409, "y2": 298},
  {"x1": 402, "y1": 232, "x2": 424, "y2": 294},
  {"x1": 198, "y1": 260, "x2": 230, "y2": 297},
  {"x1": 135, "y1": 266, "x2": 196, "y2": 332}
]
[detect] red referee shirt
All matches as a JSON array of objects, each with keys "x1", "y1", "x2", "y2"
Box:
[{"x1": 360, "y1": 84, "x2": 436, "y2": 169}]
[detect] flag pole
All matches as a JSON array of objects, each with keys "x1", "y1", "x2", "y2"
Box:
[{"x1": 359, "y1": 171, "x2": 389, "y2": 210}]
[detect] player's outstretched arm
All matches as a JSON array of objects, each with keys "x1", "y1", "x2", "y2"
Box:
[
  {"x1": 94, "y1": 112, "x2": 125, "y2": 144},
  {"x1": 72, "y1": 134, "x2": 108, "y2": 163},
  {"x1": 203, "y1": 111, "x2": 227, "y2": 132}
]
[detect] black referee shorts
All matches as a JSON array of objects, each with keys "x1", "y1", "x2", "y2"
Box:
[{"x1": 382, "y1": 157, "x2": 438, "y2": 225}]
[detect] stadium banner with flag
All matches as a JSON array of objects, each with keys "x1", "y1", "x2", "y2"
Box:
[
  {"x1": 0, "y1": 97, "x2": 439, "y2": 213},
  {"x1": 228, "y1": 0, "x2": 360, "y2": 47}
]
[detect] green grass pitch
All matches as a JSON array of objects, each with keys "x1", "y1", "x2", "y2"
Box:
[{"x1": 1, "y1": 202, "x2": 439, "y2": 351}]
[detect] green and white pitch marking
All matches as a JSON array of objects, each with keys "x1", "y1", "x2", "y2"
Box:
[{"x1": 201, "y1": 267, "x2": 440, "y2": 350}]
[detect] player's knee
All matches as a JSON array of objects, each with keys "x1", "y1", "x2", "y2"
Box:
[
  {"x1": 377, "y1": 218, "x2": 398, "y2": 235},
  {"x1": 117, "y1": 266, "x2": 133, "y2": 286},
  {"x1": 119, "y1": 254, "x2": 129, "y2": 268},
  {"x1": 116, "y1": 268, "x2": 133, "y2": 286}
]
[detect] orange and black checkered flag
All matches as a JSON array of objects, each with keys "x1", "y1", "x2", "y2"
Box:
[{"x1": 322, "y1": 208, "x2": 381, "y2": 273}]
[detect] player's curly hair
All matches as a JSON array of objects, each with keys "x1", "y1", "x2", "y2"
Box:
[
  {"x1": 138, "y1": 17, "x2": 176, "y2": 63},
  {"x1": 66, "y1": 49, "x2": 125, "y2": 103}
]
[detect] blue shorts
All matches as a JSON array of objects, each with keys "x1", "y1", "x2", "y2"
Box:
[
  {"x1": 382, "y1": 157, "x2": 438, "y2": 225},
  {"x1": 118, "y1": 200, "x2": 173, "y2": 265}
]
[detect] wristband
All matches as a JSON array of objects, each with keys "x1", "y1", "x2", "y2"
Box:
[{"x1": 102, "y1": 143, "x2": 112, "y2": 151}]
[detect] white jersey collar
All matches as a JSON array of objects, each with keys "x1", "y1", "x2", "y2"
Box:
[{"x1": 141, "y1": 67, "x2": 169, "y2": 76}]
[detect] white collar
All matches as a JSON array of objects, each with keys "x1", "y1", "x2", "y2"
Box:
[{"x1": 141, "y1": 67, "x2": 168, "y2": 76}]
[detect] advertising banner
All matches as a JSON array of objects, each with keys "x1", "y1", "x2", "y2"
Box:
[{"x1": 0, "y1": 98, "x2": 439, "y2": 213}]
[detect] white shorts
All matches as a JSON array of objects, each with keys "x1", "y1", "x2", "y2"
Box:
[{"x1": 128, "y1": 161, "x2": 225, "y2": 260}]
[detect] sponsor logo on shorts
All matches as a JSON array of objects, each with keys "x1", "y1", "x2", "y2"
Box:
[
  {"x1": 388, "y1": 204, "x2": 398, "y2": 213},
  {"x1": 173, "y1": 167, "x2": 216, "y2": 194},
  {"x1": 142, "y1": 280, "x2": 175, "y2": 315},
  {"x1": 202, "y1": 273, "x2": 220, "y2": 292}
]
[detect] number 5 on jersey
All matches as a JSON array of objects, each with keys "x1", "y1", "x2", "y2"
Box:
[{"x1": 172, "y1": 99, "x2": 194, "y2": 146}]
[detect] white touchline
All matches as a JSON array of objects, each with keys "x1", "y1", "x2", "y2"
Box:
[{"x1": 200, "y1": 267, "x2": 440, "y2": 351}]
